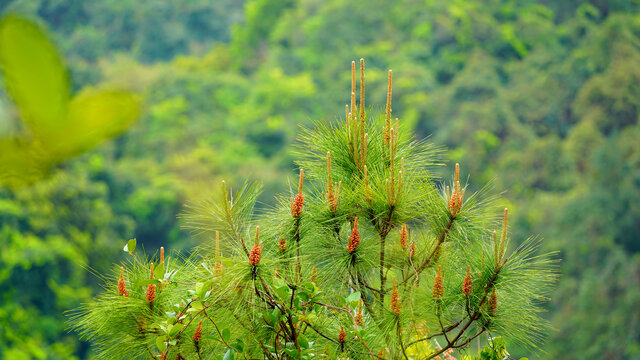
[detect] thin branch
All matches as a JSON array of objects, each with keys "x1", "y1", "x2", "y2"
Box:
[
  {"x1": 398, "y1": 215, "x2": 454, "y2": 287},
  {"x1": 424, "y1": 268, "x2": 502, "y2": 360},
  {"x1": 303, "y1": 321, "x2": 339, "y2": 344},
  {"x1": 313, "y1": 302, "x2": 376, "y2": 359},
  {"x1": 203, "y1": 309, "x2": 241, "y2": 353}
]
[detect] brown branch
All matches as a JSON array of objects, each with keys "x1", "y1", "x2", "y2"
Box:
[
  {"x1": 398, "y1": 215, "x2": 454, "y2": 287},
  {"x1": 203, "y1": 309, "x2": 241, "y2": 353},
  {"x1": 398, "y1": 324, "x2": 409, "y2": 360},
  {"x1": 437, "y1": 309, "x2": 451, "y2": 344},
  {"x1": 353, "y1": 272, "x2": 377, "y2": 321},
  {"x1": 424, "y1": 268, "x2": 502, "y2": 360},
  {"x1": 312, "y1": 302, "x2": 376, "y2": 359},
  {"x1": 303, "y1": 321, "x2": 339, "y2": 344},
  {"x1": 257, "y1": 339, "x2": 277, "y2": 360},
  {"x1": 405, "y1": 318, "x2": 465, "y2": 348},
  {"x1": 452, "y1": 329, "x2": 485, "y2": 349},
  {"x1": 294, "y1": 216, "x2": 302, "y2": 283}
]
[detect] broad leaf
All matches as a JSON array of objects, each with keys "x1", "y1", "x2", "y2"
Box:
[
  {"x1": 223, "y1": 349, "x2": 235, "y2": 360},
  {"x1": 222, "y1": 328, "x2": 230, "y2": 343},
  {"x1": 124, "y1": 238, "x2": 136, "y2": 254},
  {"x1": 61, "y1": 89, "x2": 139, "y2": 156},
  {"x1": 346, "y1": 291, "x2": 361, "y2": 307},
  {"x1": 0, "y1": 15, "x2": 69, "y2": 133},
  {"x1": 155, "y1": 336, "x2": 167, "y2": 352}
]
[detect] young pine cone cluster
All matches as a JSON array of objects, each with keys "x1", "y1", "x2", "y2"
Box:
[{"x1": 347, "y1": 218, "x2": 360, "y2": 253}]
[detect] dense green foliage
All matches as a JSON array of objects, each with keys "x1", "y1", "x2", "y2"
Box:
[
  {"x1": 0, "y1": 0, "x2": 639, "y2": 359},
  {"x1": 72, "y1": 74, "x2": 555, "y2": 359}
]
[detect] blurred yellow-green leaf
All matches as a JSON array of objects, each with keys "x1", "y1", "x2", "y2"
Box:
[
  {"x1": 0, "y1": 14, "x2": 139, "y2": 186},
  {"x1": 61, "y1": 89, "x2": 140, "y2": 156},
  {"x1": 0, "y1": 14, "x2": 69, "y2": 132}
]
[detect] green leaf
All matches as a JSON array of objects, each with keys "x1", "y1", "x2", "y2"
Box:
[
  {"x1": 195, "y1": 282, "x2": 204, "y2": 294},
  {"x1": 195, "y1": 281, "x2": 211, "y2": 299},
  {"x1": 0, "y1": 15, "x2": 139, "y2": 186},
  {"x1": 273, "y1": 277, "x2": 287, "y2": 289},
  {"x1": 298, "y1": 334, "x2": 309, "y2": 349},
  {"x1": 222, "y1": 328, "x2": 231, "y2": 343},
  {"x1": 284, "y1": 347, "x2": 297, "y2": 358},
  {"x1": 231, "y1": 339, "x2": 244, "y2": 353},
  {"x1": 61, "y1": 89, "x2": 139, "y2": 156},
  {"x1": 346, "y1": 291, "x2": 361, "y2": 307},
  {"x1": 274, "y1": 278, "x2": 290, "y2": 300},
  {"x1": 0, "y1": 140, "x2": 47, "y2": 186},
  {"x1": 271, "y1": 308, "x2": 281, "y2": 322},
  {"x1": 302, "y1": 282, "x2": 316, "y2": 295},
  {"x1": 124, "y1": 238, "x2": 136, "y2": 254},
  {"x1": 223, "y1": 348, "x2": 235, "y2": 360},
  {"x1": 187, "y1": 301, "x2": 204, "y2": 313},
  {"x1": 156, "y1": 336, "x2": 167, "y2": 352},
  {"x1": 0, "y1": 15, "x2": 69, "y2": 133},
  {"x1": 168, "y1": 323, "x2": 184, "y2": 337}
]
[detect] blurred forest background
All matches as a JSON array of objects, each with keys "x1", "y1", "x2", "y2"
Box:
[{"x1": 0, "y1": 0, "x2": 639, "y2": 359}]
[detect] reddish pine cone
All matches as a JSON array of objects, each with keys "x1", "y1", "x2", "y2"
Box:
[
  {"x1": 118, "y1": 267, "x2": 129, "y2": 297},
  {"x1": 249, "y1": 243, "x2": 262, "y2": 266},
  {"x1": 448, "y1": 191, "x2": 458, "y2": 215},
  {"x1": 448, "y1": 165, "x2": 465, "y2": 216},
  {"x1": 355, "y1": 312, "x2": 363, "y2": 326},
  {"x1": 391, "y1": 281, "x2": 401, "y2": 315},
  {"x1": 409, "y1": 242, "x2": 416, "y2": 258},
  {"x1": 433, "y1": 265, "x2": 444, "y2": 298},
  {"x1": 399, "y1": 224, "x2": 408, "y2": 250},
  {"x1": 146, "y1": 283, "x2": 156, "y2": 303},
  {"x1": 448, "y1": 185, "x2": 465, "y2": 216},
  {"x1": 193, "y1": 321, "x2": 203, "y2": 342},
  {"x1": 278, "y1": 237, "x2": 287, "y2": 252},
  {"x1": 347, "y1": 218, "x2": 360, "y2": 253},
  {"x1": 462, "y1": 266, "x2": 472, "y2": 296},
  {"x1": 328, "y1": 191, "x2": 338, "y2": 212},
  {"x1": 291, "y1": 193, "x2": 305, "y2": 218},
  {"x1": 338, "y1": 326, "x2": 346, "y2": 343},
  {"x1": 488, "y1": 290, "x2": 497, "y2": 316},
  {"x1": 291, "y1": 169, "x2": 305, "y2": 217}
]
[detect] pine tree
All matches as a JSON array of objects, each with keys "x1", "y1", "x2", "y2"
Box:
[{"x1": 71, "y1": 59, "x2": 556, "y2": 359}]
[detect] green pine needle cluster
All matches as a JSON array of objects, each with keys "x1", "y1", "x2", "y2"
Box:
[{"x1": 70, "y1": 60, "x2": 556, "y2": 360}]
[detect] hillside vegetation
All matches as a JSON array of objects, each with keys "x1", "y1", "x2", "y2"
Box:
[{"x1": 0, "y1": 0, "x2": 638, "y2": 359}]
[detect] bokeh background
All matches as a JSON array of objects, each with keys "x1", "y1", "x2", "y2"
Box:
[{"x1": 0, "y1": 0, "x2": 639, "y2": 359}]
